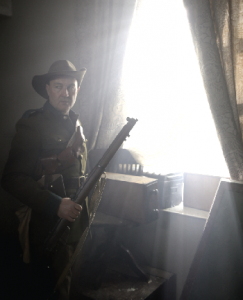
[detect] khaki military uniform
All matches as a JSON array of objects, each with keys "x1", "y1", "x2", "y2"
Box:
[{"x1": 2, "y1": 101, "x2": 89, "y2": 299}]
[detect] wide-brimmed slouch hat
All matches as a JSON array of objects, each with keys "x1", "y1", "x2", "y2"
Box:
[{"x1": 32, "y1": 60, "x2": 87, "y2": 99}]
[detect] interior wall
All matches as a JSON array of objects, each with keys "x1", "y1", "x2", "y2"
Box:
[{"x1": 0, "y1": 0, "x2": 78, "y2": 231}]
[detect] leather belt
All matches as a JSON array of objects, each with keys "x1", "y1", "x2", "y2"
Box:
[{"x1": 64, "y1": 176, "x2": 85, "y2": 190}]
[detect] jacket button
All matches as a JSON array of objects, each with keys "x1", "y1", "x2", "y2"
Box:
[{"x1": 58, "y1": 139, "x2": 62, "y2": 142}]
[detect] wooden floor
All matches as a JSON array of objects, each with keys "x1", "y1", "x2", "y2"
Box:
[{"x1": 72, "y1": 263, "x2": 176, "y2": 300}]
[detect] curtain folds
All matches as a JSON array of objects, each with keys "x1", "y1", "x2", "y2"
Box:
[
  {"x1": 184, "y1": 0, "x2": 243, "y2": 180},
  {"x1": 74, "y1": 0, "x2": 136, "y2": 151}
]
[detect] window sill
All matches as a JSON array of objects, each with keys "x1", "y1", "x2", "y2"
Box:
[{"x1": 162, "y1": 202, "x2": 209, "y2": 220}]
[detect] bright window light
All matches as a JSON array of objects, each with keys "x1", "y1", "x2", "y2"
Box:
[{"x1": 122, "y1": 0, "x2": 229, "y2": 177}]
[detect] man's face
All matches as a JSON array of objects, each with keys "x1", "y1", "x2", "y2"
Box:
[{"x1": 46, "y1": 77, "x2": 80, "y2": 114}]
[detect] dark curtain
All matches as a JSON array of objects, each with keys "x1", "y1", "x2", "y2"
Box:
[
  {"x1": 74, "y1": 0, "x2": 136, "y2": 151},
  {"x1": 184, "y1": 0, "x2": 243, "y2": 180}
]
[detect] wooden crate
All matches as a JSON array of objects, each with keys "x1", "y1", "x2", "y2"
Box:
[
  {"x1": 183, "y1": 173, "x2": 221, "y2": 211},
  {"x1": 98, "y1": 172, "x2": 159, "y2": 223}
]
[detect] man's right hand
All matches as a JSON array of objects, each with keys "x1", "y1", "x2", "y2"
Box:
[{"x1": 57, "y1": 197, "x2": 82, "y2": 222}]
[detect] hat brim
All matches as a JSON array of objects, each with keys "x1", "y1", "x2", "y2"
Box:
[{"x1": 32, "y1": 68, "x2": 87, "y2": 99}]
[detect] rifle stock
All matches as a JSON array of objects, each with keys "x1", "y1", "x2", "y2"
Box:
[{"x1": 43, "y1": 117, "x2": 137, "y2": 259}]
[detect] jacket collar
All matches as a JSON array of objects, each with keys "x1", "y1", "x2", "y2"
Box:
[{"x1": 43, "y1": 101, "x2": 79, "y2": 124}]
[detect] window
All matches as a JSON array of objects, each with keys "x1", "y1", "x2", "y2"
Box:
[{"x1": 122, "y1": 0, "x2": 229, "y2": 177}]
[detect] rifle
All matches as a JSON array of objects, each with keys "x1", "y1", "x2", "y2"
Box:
[{"x1": 43, "y1": 117, "x2": 137, "y2": 261}]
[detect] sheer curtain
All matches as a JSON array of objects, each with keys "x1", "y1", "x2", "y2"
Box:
[
  {"x1": 121, "y1": 0, "x2": 229, "y2": 177},
  {"x1": 183, "y1": 0, "x2": 243, "y2": 181}
]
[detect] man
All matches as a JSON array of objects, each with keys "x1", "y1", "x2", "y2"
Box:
[{"x1": 2, "y1": 60, "x2": 89, "y2": 299}]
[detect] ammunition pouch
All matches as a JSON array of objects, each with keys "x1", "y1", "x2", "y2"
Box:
[
  {"x1": 38, "y1": 174, "x2": 66, "y2": 198},
  {"x1": 64, "y1": 176, "x2": 85, "y2": 190},
  {"x1": 37, "y1": 174, "x2": 85, "y2": 198}
]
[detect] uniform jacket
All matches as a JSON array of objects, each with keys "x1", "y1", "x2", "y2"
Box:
[{"x1": 2, "y1": 101, "x2": 89, "y2": 244}]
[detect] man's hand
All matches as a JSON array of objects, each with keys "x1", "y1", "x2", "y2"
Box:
[{"x1": 57, "y1": 198, "x2": 82, "y2": 222}]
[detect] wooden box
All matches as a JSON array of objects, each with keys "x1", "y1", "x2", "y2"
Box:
[{"x1": 98, "y1": 172, "x2": 159, "y2": 223}]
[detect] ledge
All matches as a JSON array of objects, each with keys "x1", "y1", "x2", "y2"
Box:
[{"x1": 162, "y1": 202, "x2": 209, "y2": 220}]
